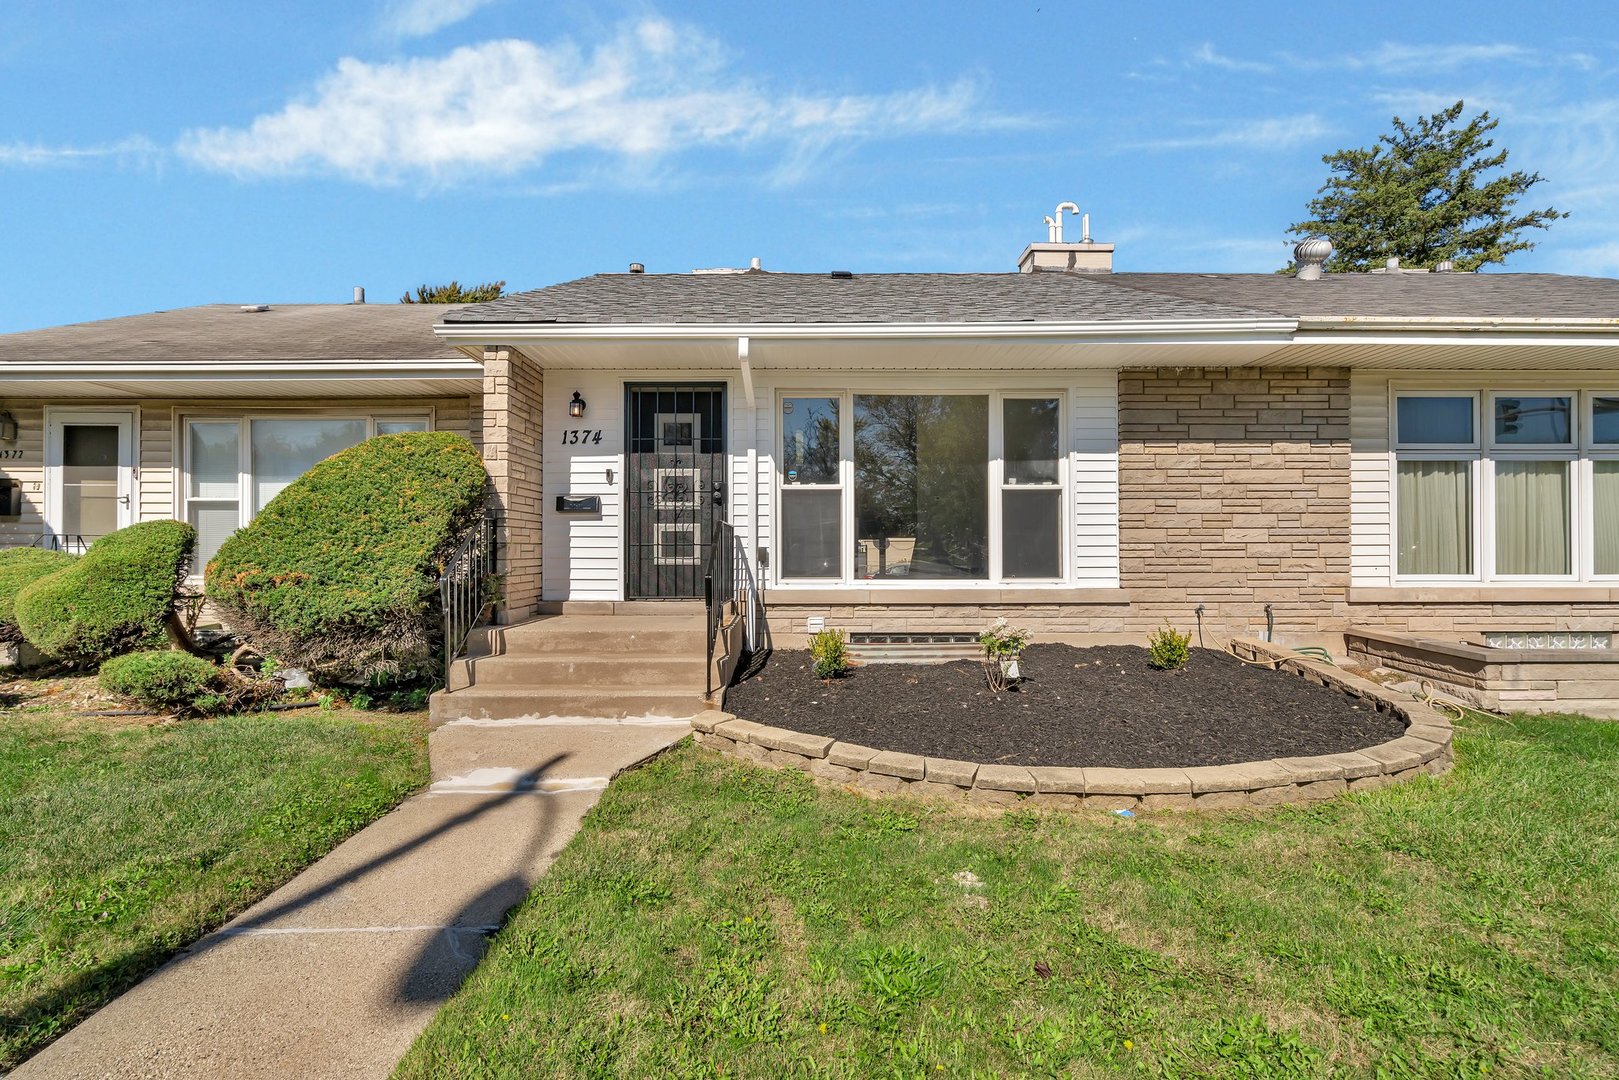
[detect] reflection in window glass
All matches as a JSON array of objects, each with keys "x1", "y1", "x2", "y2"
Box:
[
  {"x1": 781, "y1": 397, "x2": 840, "y2": 485},
  {"x1": 376, "y1": 419, "x2": 429, "y2": 435},
  {"x1": 1593, "y1": 398, "x2": 1619, "y2": 445},
  {"x1": 781, "y1": 490, "x2": 841, "y2": 578},
  {"x1": 1004, "y1": 398, "x2": 1060, "y2": 484},
  {"x1": 250, "y1": 419, "x2": 368, "y2": 511},
  {"x1": 1494, "y1": 396, "x2": 1571, "y2": 444},
  {"x1": 189, "y1": 422, "x2": 239, "y2": 499},
  {"x1": 1494, "y1": 460, "x2": 1570, "y2": 575},
  {"x1": 1396, "y1": 396, "x2": 1473, "y2": 445},
  {"x1": 854, "y1": 395, "x2": 988, "y2": 579},
  {"x1": 1003, "y1": 489, "x2": 1061, "y2": 578}
]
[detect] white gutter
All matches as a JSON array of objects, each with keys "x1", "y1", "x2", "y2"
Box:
[{"x1": 1298, "y1": 315, "x2": 1619, "y2": 333}]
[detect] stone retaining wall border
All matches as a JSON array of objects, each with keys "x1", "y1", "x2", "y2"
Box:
[{"x1": 692, "y1": 637, "x2": 1454, "y2": 812}]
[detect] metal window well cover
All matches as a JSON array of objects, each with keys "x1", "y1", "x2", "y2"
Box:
[{"x1": 847, "y1": 632, "x2": 982, "y2": 664}]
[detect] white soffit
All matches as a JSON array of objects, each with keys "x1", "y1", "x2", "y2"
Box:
[
  {"x1": 1271, "y1": 336, "x2": 1619, "y2": 370},
  {"x1": 0, "y1": 376, "x2": 483, "y2": 399}
]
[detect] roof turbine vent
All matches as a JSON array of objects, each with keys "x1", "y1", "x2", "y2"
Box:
[{"x1": 1292, "y1": 236, "x2": 1333, "y2": 281}]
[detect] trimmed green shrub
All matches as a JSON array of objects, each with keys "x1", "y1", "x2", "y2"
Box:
[
  {"x1": 0, "y1": 548, "x2": 76, "y2": 643},
  {"x1": 205, "y1": 432, "x2": 487, "y2": 682},
  {"x1": 1148, "y1": 621, "x2": 1192, "y2": 671},
  {"x1": 15, "y1": 521, "x2": 195, "y2": 666},
  {"x1": 99, "y1": 650, "x2": 222, "y2": 713},
  {"x1": 809, "y1": 628, "x2": 849, "y2": 679}
]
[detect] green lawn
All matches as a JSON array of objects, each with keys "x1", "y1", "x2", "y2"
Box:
[
  {"x1": 399, "y1": 711, "x2": 1618, "y2": 1079},
  {"x1": 0, "y1": 701, "x2": 428, "y2": 1069}
]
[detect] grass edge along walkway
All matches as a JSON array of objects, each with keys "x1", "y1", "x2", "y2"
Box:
[
  {"x1": 398, "y1": 710, "x2": 1618, "y2": 1078},
  {"x1": 0, "y1": 707, "x2": 428, "y2": 1070}
]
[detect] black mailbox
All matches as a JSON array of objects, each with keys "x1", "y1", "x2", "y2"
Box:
[{"x1": 555, "y1": 494, "x2": 602, "y2": 514}]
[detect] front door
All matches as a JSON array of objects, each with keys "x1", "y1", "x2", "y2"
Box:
[
  {"x1": 625, "y1": 385, "x2": 726, "y2": 599},
  {"x1": 46, "y1": 409, "x2": 135, "y2": 552}
]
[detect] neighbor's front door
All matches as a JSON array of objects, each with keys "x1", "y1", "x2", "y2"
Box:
[
  {"x1": 625, "y1": 385, "x2": 726, "y2": 599},
  {"x1": 46, "y1": 409, "x2": 135, "y2": 551}
]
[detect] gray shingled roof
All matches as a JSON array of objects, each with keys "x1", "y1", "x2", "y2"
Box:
[
  {"x1": 1106, "y1": 272, "x2": 1619, "y2": 320},
  {"x1": 443, "y1": 269, "x2": 1619, "y2": 327},
  {"x1": 441, "y1": 272, "x2": 1278, "y2": 325},
  {"x1": 0, "y1": 303, "x2": 466, "y2": 362}
]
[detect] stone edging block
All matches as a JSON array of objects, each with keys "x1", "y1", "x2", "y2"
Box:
[{"x1": 699, "y1": 638, "x2": 1453, "y2": 814}]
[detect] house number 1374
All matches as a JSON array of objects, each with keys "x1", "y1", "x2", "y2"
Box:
[{"x1": 560, "y1": 429, "x2": 602, "y2": 445}]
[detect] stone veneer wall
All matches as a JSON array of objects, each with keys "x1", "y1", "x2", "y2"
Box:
[
  {"x1": 1116, "y1": 366, "x2": 1352, "y2": 639},
  {"x1": 481, "y1": 346, "x2": 544, "y2": 624}
]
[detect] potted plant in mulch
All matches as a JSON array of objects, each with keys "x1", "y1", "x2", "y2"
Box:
[{"x1": 979, "y1": 617, "x2": 1031, "y2": 692}]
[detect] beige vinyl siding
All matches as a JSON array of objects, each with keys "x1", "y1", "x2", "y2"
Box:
[{"x1": 0, "y1": 402, "x2": 47, "y2": 545}]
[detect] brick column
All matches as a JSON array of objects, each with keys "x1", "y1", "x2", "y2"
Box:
[{"x1": 481, "y1": 346, "x2": 543, "y2": 624}]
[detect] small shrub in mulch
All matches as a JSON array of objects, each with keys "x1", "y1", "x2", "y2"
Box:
[{"x1": 724, "y1": 643, "x2": 1405, "y2": 769}]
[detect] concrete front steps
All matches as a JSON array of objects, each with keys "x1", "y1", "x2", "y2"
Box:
[{"x1": 429, "y1": 611, "x2": 712, "y2": 725}]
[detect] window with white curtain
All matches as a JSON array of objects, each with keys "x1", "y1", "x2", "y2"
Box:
[
  {"x1": 181, "y1": 413, "x2": 432, "y2": 571},
  {"x1": 1393, "y1": 390, "x2": 1618, "y2": 581}
]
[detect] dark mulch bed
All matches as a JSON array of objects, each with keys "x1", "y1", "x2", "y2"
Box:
[{"x1": 724, "y1": 643, "x2": 1405, "y2": 769}]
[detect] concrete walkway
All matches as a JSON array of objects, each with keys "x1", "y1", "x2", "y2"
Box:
[{"x1": 15, "y1": 715, "x2": 691, "y2": 1079}]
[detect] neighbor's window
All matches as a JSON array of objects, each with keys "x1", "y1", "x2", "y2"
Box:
[
  {"x1": 854, "y1": 394, "x2": 988, "y2": 580},
  {"x1": 1393, "y1": 390, "x2": 1619, "y2": 581},
  {"x1": 183, "y1": 413, "x2": 431, "y2": 571}
]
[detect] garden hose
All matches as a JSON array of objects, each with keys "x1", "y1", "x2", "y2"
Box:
[{"x1": 1222, "y1": 643, "x2": 1339, "y2": 670}]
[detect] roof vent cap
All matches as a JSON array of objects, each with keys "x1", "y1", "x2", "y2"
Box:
[
  {"x1": 830, "y1": 269, "x2": 853, "y2": 279},
  {"x1": 628, "y1": 262, "x2": 645, "y2": 274},
  {"x1": 1435, "y1": 258, "x2": 1455, "y2": 273},
  {"x1": 1292, "y1": 237, "x2": 1333, "y2": 281},
  {"x1": 240, "y1": 304, "x2": 270, "y2": 313}
]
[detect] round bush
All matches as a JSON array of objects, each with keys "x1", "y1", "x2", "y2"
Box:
[
  {"x1": 0, "y1": 548, "x2": 76, "y2": 644},
  {"x1": 15, "y1": 520, "x2": 195, "y2": 666},
  {"x1": 205, "y1": 432, "x2": 487, "y2": 682},
  {"x1": 99, "y1": 649, "x2": 221, "y2": 712}
]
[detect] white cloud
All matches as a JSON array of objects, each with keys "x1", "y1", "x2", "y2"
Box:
[
  {"x1": 1128, "y1": 114, "x2": 1332, "y2": 152},
  {"x1": 1343, "y1": 42, "x2": 1534, "y2": 74},
  {"x1": 0, "y1": 135, "x2": 160, "y2": 168},
  {"x1": 381, "y1": 0, "x2": 498, "y2": 38},
  {"x1": 178, "y1": 19, "x2": 1005, "y2": 187},
  {"x1": 1187, "y1": 43, "x2": 1273, "y2": 74}
]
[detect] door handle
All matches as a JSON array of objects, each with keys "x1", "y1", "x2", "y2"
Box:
[{"x1": 118, "y1": 494, "x2": 130, "y2": 506}]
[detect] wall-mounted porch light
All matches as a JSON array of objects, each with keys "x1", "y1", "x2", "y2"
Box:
[
  {"x1": 0, "y1": 411, "x2": 17, "y2": 443},
  {"x1": 567, "y1": 392, "x2": 587, "y2": 419}
]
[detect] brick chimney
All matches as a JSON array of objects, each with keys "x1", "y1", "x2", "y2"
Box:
[{"x1": 1017, "y1": 201, "x2": 1113, "y2": 273}]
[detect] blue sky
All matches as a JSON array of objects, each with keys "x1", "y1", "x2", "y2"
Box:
[{"x1": 2, "y1": 0, "x2": 1616, "y2": 333}]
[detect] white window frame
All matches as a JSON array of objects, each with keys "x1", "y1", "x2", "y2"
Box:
[
  {"x1": 1390, "y1": 386, "x2": 1619, "y2": 585},
  {"x1": 772, "y1": 388, "x2": 1071, "y2": 588},
  {"x1": 177, "y1": 408, "x2": 434, "y2": 578}
]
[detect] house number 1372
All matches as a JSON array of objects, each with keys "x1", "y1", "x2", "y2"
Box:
[{"x1": 560, "y1": 429, "x2": 602, "y2": 445}]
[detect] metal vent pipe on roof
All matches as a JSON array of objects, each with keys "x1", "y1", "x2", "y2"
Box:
[
  {"x1": 1292, "y1": 237, "x2": 1332, "y2": 281},
  {"x1": 353, "y1": 286, "x2": 365, "y2": 303},
  {"x1": 629, "y1": 262, "x2": 645, "y2": 274}
]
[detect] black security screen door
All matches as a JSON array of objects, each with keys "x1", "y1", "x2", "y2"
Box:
[{"x1": 626, "y1": 384, "x2": 727, "y2": 599}]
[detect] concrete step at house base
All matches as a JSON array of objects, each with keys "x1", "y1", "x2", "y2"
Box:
[
  {"x1": 473, "y1": 615, "x2": 708, "y2": 657},
  {"x1": 450, "y1": 652, "x2": 707, "y2": 691},
  {"x1": 429, "y1": 687, "x2": 711, "y2": 725}
]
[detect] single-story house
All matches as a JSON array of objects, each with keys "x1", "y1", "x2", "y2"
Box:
[{"x1": 4, "y1": 214, "x2": 1618, "y2": 715}]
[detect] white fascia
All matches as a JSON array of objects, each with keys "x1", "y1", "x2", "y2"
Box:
[{"x1": 1298, "y1": 315, "x2": 1619, "y2": 335}]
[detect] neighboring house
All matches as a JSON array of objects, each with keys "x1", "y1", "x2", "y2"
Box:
[{"x1": 4, "y1": 214, "x2": 1618, "y2": 713}]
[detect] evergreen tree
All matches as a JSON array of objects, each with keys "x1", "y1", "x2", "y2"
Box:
[
  {"x1": 399, "y1": 280, "x2": 506, "y2": 303},
  {"x1": 1287, "y1": 102, "x2": 1565, "y2": 272}
]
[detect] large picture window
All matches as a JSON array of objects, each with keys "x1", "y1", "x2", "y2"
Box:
[
  {"x1": 778, "y1": 391, "x2": 1068, "y2": 585},
  {"x1": 1393, "y1": 389, "x2": 1616, "y2": 581},
  {"x1": 181, "y1": 412, "x2": 431, "y2": 570}
]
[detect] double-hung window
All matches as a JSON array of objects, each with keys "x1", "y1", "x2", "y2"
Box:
[
  {"x1": 181, "y1": 412, "x2": 431, "y2": 570},
  {"x1": 777, "y1": 391, "x2": 1068, "y2": 584},
  {"x1": 1393, "y1": 388, "x2": 1618, "y2": 582}
]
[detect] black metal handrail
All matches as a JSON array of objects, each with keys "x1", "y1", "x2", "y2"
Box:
[
  {"x1": 29, "y1": 533, "x2": 92, "y2": 554},
  {"x1": 703, "y1": 519, "x2": 762, "y2": 699},
  {"x1": 438, "y1": 514, "x2": 498, "y2": 688}
]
